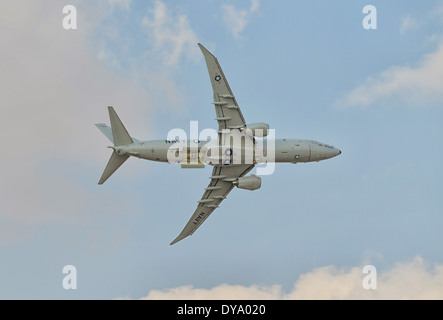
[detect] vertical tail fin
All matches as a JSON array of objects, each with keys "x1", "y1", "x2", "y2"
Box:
[
  {"x1": 108, "y1": 106, "x2": 133, "y2": 146},
  {"x1": 97, "y1": 106, "x2": 133, "y2": 184}
]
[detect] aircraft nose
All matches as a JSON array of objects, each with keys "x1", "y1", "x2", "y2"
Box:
[{"x1": 329, "y1": 147, "x2": 341, "y2": 158}]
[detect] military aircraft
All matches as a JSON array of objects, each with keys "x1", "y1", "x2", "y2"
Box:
[{"x1": 96, "y1": 43, "x2": 341, "y2": 245}]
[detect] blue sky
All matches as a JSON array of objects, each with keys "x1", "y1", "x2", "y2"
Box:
[{"x1": 1, "y1": 0, "x2": 443, "y2": 299}]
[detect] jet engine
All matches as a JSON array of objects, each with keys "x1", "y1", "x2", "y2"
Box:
[
  {"x1": 242, "y1": 123, "x2": 269, "y2": 137},
  {"x1": 233, "y1": 174, "x2": 262, "y2": 191}
]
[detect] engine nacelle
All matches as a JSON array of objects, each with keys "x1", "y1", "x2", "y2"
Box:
[
  {"x1": 234, "y1": 174, "x2": 262, "y2": 191},
  {"x1": 243, "y1": 123, "x2": 269, "y2": 137}
]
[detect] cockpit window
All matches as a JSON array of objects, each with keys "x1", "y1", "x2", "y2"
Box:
[{"x1": 312, "y1": 140, "x2": 334, "y2": 149}]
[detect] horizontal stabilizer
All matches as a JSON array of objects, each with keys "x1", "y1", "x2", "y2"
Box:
[
  {"x1": 95, "y1": 123, "x2": 140, "y2": 143},
  {"x1": 98, "y1": 151, "x2": 129, "y2": 185},
  {"x1": 95, "y1": 123, "x2": 114, "y2": 143}
]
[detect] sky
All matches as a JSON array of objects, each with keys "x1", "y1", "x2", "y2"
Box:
[{"x1": 1, "y1": 0, "x2": 443, "y2": 299}]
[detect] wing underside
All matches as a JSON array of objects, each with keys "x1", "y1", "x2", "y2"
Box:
[
  {"x1": 170, "y1": 164, "x2": 254, "y2": 245},
  {"x1": 170, "y1": 44, "x2": 255, "y2": 245},
  {"x1": 198, "y1": 43, "x2": 246, "y2": 133}
]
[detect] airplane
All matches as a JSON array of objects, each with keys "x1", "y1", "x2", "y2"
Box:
[{"x1": 96, "y1": 43, "x2": 341, "y2": 245}]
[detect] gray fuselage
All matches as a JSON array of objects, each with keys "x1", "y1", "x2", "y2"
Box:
[{"x1": 112, "y1": 138, "x2": 341, "y2": 165}]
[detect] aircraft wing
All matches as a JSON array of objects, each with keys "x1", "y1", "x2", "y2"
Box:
[
  {"x1": 170, "y1": 164, "x2": 254, "y2": 245},
  {"x1": 198, "y1": 43, "x2": 246, "y2": 132}
]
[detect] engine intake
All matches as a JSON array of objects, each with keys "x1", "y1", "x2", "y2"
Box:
[
  {"x1": 233, "y1": 174, "x2": 262, "y2": 191},
  {"x1": 242, "y1": 123, "x2": 269, "y2": 137}
]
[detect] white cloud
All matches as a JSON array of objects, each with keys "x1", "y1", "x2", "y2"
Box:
[
  {"x1": 134, "y1": 257, "x2": 443, "y2": 299},
  {"x1": 0, "y1": 1, "x2": 152, "y2": 243},
  {"x1": 400, "y1": 15, "x2": 419, "y2": 34},
  {"x1": 141, "y1": 284, "x2": 282, "y2": 300},
  {"x1": 142, "y1": 1, "x2": 199, "y2": 66},
  {"x1": 221, "y1": 0, "x2": 260, "y2": 39},
  {"x1": 0, "y1": 0, "x2": 202, "y2": 245},
  {"x1": 108, "y1": 0, "x2": 131, "y2": 11},
  {"x1": 338, "y1": 41, "x2": 443, "y2": 108},
  {"x1": 339, "y1": 7, "x2": 443, "y2": 109}
]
